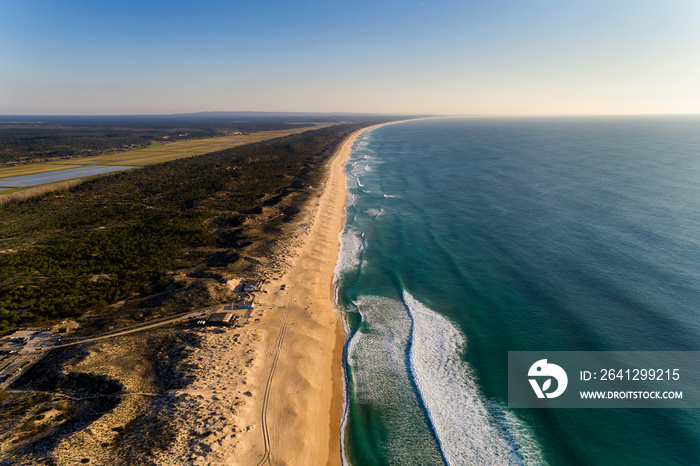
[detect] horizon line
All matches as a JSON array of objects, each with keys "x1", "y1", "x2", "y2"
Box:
[{"x1": 1, "y1": 111, "x2": 700, "y2": 119}]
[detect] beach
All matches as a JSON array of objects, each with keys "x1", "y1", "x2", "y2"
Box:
[
  {"x1": 156, "y1": 126, "x2": 368, "y2": 465},
  {"x1": 247, "y1": 127, "x2": 361, "y2": 465}
]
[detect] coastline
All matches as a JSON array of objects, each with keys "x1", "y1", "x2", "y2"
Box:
[
  {"x1": 0, "y1": 119, "x2": 441, "y2": 464},
  {"x1": 233, "y1": 125, "x2": 371, "y2": 464},
  {"x1": 40, "y1": 116, "x2": 697, "y2": 465},
  {"x1": 250, "y1": 126, "x2": 370, "y2": 465},
  {"x1": 154, "y1": 123, "x2": 398, "y2": 465}
]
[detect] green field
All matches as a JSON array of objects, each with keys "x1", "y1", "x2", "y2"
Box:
[{"x1": 0, "y1": 125, "x2": 328, "y2": 179}]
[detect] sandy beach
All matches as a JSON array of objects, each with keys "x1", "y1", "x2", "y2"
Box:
[
  {"x1": 246, "y1": 127, "x2": 362, "y2": 465},
  {"x1": 150, "y1": 126, "x2": 368, "y2": 465}
]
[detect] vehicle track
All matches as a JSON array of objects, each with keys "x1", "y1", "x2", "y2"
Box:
[{"x1": 257, "y1": 292, "x2": 295, "y2": 466}]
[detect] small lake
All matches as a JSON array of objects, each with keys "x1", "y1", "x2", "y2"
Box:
[{"x1": 0, "y1": 165, "x2": 135, "y2": 188}]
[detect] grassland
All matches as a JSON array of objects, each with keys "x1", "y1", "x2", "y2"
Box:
[{"x1": 0, "y1": 125, "x2": 328, "y2": 179}]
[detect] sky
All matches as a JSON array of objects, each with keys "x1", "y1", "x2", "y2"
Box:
[{"x1": 1, "y1": 0, "x2": 699, "y2": 116}]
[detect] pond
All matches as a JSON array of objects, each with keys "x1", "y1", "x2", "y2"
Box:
[{"x1": 0, "y1": 165, "x2": 135, "y2": 188}]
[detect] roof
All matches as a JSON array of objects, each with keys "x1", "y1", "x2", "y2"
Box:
[{"x1": 207, "y1": 312, "x2": 234, "y2": 323}]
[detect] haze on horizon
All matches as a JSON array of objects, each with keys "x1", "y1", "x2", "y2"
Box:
[{"x1": 1, "y1": 0, "x2": 699, "y2": 116}]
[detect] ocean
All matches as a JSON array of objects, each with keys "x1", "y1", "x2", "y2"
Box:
[{"x1": 335, "y1": 117, "x2": 700, "y2": 465}]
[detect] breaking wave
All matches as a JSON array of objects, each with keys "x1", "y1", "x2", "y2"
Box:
[
  {"x1": 403, "y1": 291, "x2": 540, "y2": 465},
  {"x1": 334, "y1": 229, "x2": 364, "y2": 280},
  {"x1": 343, "y1": 293, "x2": 541, "y2": 465},
  {"x1": 345, "y1": 296, "x2": 446, "y2": 465},
  {"x1": 339, "y1": 124, "x2": 542, "y2": 465}
]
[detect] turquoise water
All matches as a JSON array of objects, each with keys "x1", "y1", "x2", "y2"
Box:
[{"x1": 336, "y1": 117, "x2": 700, "y2": 465}]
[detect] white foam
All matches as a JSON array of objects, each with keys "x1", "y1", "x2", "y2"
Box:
[
  {"x1": 341, "y1": 294, "x2": 543, "y2": 465},
  {"x1": 346, "y1": 171, "x2": 361, "y2": 190},
  {"x1": 345, "y1": 191, "x2": 357, "y2": 207},
  {"x1": 339, "y1": 125, "x2": 543, "y2": 464},
  {"x1": 403, "y1": 291, "x2": 539, "y2": 465},
  {"x1": 487, "y1": 401, "x2": 545, "y2": 465},
  {"x1": 335, "y1": 141, "x2": 367, "y2": 285},
  {"x1": 334, "y1": 229, "x2": 364, "y2": 281},
  {"x1": 350, "y1": 162, "x2": 367, "y2": 177},
  {"x1": 366, "y1": 208, "x2": 384, "y2": 217},
  {"x1": 345, "y1": 296, "x2": 446, "y2": 464}
]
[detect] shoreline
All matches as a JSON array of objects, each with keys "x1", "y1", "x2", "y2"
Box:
[
  {"x1": 0, "y1": 120, "x2": 425, "y2": 464},
  {"x1": 332, "y1": 122, "x2": 394, "y2": 464},
  {"x1": 234, "y1": 125, "x2": 374, "y2": 464},
  {"x1": 332, "y1": 118, "x2": 442, "y2": 465},
  {"x1": 156, "y1": 122, "x2": 406, "y2": 465}
]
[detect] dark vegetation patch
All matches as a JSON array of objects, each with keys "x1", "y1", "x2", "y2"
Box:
[
  {"x1": 282, "y1": 206, "x2": 301, "y2": 216},
  {"x1": 0, "y1": 115, "x2": 305, "y2": 166},
  {"x1": 110, "y1": 331, "x2": 201, "y2": 462},
  {"x1": 215, "y1": 229, "x2": 250, "y2": 248},
  {"x1": 215, "y1": 213, "x2": 245, "y2": 228},
  {"x1": 240, "y1": 206, "x2": 263, "y2": 214},
  {"x1": 186, "y1": 270, "x2": 226, "y2": 282},
  {"x1": 1, "y1": 330, "x2": 203, "y2": 462},
  {"x1": 262, "y1": 191, "x2": 287, "y2": 207},
  {"x1": 147, "y1": 331, "x2": 201, "y2": 391},
  {"x1": 206, "y1": 251, "x2": 242, "y2": 268},
  {"x1": 4, "y1": 347, "x2": 123, "y2": 458},
  {"x1": 11, "y1": 346, "x2": 122, "y2": 395},
  {"x1": 0, "y1": 124, "x2": 366, "y2": 330}
]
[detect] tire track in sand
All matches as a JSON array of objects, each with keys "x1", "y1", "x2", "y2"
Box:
[{"x1": 257, "y1": 291, "x2": 295, "y2": 466}]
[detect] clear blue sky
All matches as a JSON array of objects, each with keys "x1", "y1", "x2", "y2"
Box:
[{"x1": 1, "y1": 0, "x2": 699, "y2": 115}]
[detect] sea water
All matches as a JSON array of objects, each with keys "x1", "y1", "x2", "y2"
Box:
[{"x1": 335, "y1": 117, "x2": 700, "y2": 465}]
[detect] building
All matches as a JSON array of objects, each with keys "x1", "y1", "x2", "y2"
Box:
[
  {"x1": 234, "y1": 295, "x2": 255, "y2": 309},
  {"x1": 242, "y1": 279, "x2": 262, "y2": 292},
  {"x1": 222, "y1": 294, "x2": 255, "y2": 311},
  {"x1": 205, "y1": 312, "x2": 237, "y2": 327}
]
